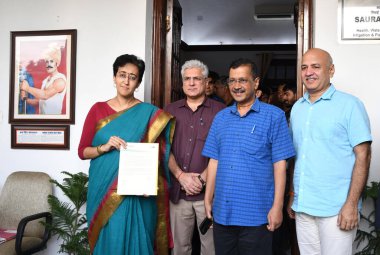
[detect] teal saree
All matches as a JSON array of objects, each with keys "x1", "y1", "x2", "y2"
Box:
[{"x1": 87, "y1": 103, "x2": 174, "y2": 255}]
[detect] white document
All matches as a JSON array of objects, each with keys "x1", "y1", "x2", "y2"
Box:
[{"x1": 117, "y1": 143, "x2": 159, "y2": 196}]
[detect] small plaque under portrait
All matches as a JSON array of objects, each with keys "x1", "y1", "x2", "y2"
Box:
[{"x1": 11, "y1": 125, "x2": 69, "y2": 149}]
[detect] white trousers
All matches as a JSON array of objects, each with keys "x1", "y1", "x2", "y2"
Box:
[{"x1": 295, "y1": 212, "x2": 357, "y2": 255}]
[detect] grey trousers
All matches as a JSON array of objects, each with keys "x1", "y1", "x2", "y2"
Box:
[{"x1": 170, "y1": 199, "x2": 215, "y2": 255}]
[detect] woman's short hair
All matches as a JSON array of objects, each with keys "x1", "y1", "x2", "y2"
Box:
[{"x1": 113, "y1": 54, "x2": 145, "y2": 83}]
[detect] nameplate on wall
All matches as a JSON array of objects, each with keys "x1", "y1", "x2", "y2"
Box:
[
  {"x1": 339, "y1": 0, "x2": 380, "y2": 42},
  {"x1": 11, "y1": 125, "x2": 70, "y2": 150}
]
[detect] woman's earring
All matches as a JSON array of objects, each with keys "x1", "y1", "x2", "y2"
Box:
[
  {"x1": 113, "y1": 83, "x2": 116, "y2": 88},
  {"x1": 135, "y1": 87, "x2": 139, "y2": 92}
]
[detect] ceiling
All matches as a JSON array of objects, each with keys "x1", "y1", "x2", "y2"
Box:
[{"x1": 178, "y1": 0, "x2": 298, "y2": 45}]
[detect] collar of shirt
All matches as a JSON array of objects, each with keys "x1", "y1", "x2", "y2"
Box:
[
  {"x1": 301, "y1": 84, "x2": 336, "y2": 104},
  {"x1": 177, "y1": 97, "x2": 211, "y2": 110},
  {"x1": 230, "y1": 98, "x2": 261, "y2": 116}
]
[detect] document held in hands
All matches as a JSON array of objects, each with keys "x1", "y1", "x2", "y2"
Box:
[{"x1": 117, "y1": 143, "x2": 159, "y2": 196}]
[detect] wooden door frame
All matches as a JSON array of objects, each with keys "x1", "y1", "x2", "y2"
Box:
[
  {"x1": 151, "y1": 0, "x2": 167, "y2": 107},
  {"x1": 164, "y1": 0, "x2": 174, "y2": 107},
  {"x1": 296, "y1": 0, "x2": 313, "y2": 99},
  {"x1": 151, "y1": 0, "x2": 313, "y2": 105}
]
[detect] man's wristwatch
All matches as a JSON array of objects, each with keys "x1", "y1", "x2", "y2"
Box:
[{"x1": 198, "y1": 174, "x2": 206, "y2": 187}]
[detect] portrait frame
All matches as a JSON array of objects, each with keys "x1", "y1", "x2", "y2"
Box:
[
  {"x1": 11, "y1": 125, "x2": 70, "y2": 150},
  {"x1": 9, "y1": 29, "x2": 77, "y2": 124}
]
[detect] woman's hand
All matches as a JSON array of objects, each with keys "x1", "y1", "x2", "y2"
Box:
[{"x1": 102, "y1": 136, "x2": 127, "y2": 152}]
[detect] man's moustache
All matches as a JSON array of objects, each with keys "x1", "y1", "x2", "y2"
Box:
[
  {"x1": 232, "y1": 88, "x2": 245, "y2": 93},
  {"x1": 46, "y1": 66, "x2": 53, "y2": 69}
]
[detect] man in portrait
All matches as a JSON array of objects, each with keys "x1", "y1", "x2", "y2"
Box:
[{"x1": 20, "y1": 43, "x2": 67, "y2": 115}]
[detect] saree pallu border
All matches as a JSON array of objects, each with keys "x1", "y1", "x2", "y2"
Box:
[
  {"x1": 155, "y1": 118, "x2": 175, "y2": 253},
  {"x1": 88, "y1": 107, "x2": 174, "y2": 253}
]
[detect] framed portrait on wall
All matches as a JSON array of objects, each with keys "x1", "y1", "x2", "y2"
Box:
[{"x1": 9, "y1": 29, "x2": 77, "y2": 124}]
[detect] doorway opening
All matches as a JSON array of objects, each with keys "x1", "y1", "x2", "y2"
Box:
[{"x1": 151, "y1": 0, "x2": 313, "y2": 107}]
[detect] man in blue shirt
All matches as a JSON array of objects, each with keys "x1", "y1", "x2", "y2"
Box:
[
  {"x1": 287, "y1": 48, "x2": 372, "y2": 255},
  {"x1": 203, "y1": 58, "x2": 295, "y2": 255}
]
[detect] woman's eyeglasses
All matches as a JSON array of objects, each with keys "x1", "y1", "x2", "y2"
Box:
[{"x1": 117, "y1": 73, "x2": 138, "y2": 82}]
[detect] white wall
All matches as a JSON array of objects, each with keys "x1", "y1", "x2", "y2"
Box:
[
  {"x1": 0, "y1": 0, "x2": 152, "y2": 254},
  {"x1": 314, "y1": 0, "x2": 379, "y2": 181}
]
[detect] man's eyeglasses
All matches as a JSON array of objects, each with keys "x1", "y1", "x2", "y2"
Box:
[
  {"x1": 183, "y1": 76, "x2": 204, "y2": 83},
  {"x1": 117, "y1": 73, "x2": 138, "y2": 82},
  {"x1": 227, "y1": 78, "x2": 251, "y2": 86}
]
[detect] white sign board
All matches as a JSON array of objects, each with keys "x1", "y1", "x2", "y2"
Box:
[{"x1": 340, "y1": 0, "x2": 380, "y2": 42}]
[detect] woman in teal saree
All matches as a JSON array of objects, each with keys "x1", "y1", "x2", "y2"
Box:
[{"x1": 78, "y1": 54, "x2": 174, "y2": 254}]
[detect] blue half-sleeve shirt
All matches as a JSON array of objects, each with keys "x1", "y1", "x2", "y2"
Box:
[
  {"x1": 202, "y1": 99, "x2": 295, "y2": 226},
  {"x1": 290, "y1": 85, "x2": 372, "y2": 217}
]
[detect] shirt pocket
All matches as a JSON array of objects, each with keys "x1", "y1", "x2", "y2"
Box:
[
  {"x1": 197, "y1": 119, "x2": 210, "y2": 141},
  {"x1": 241, "y1": 132, "x2": 268, "y2": 159}
]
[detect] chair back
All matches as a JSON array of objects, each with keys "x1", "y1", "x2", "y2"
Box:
[{"x1": 0, "y1": 171, "x2": 52, "y2": 238}]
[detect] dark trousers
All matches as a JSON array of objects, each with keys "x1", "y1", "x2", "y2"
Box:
[
  {"x1": 272, "y1": 194, "x2": 291, "y2": 255},
  {"x1": 272, "y1": 168, "x2": 300, "y2": 255},
  {"x1": 213, "y1": 222, "x2": 273, "y2": 255},
  {"x1": 272, "y1": 162, "x2": 299, "y2": 255}
]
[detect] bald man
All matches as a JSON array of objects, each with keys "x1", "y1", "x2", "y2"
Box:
[{"x1": 287, "y1": 48, "x2": 372, "y2": 254}]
